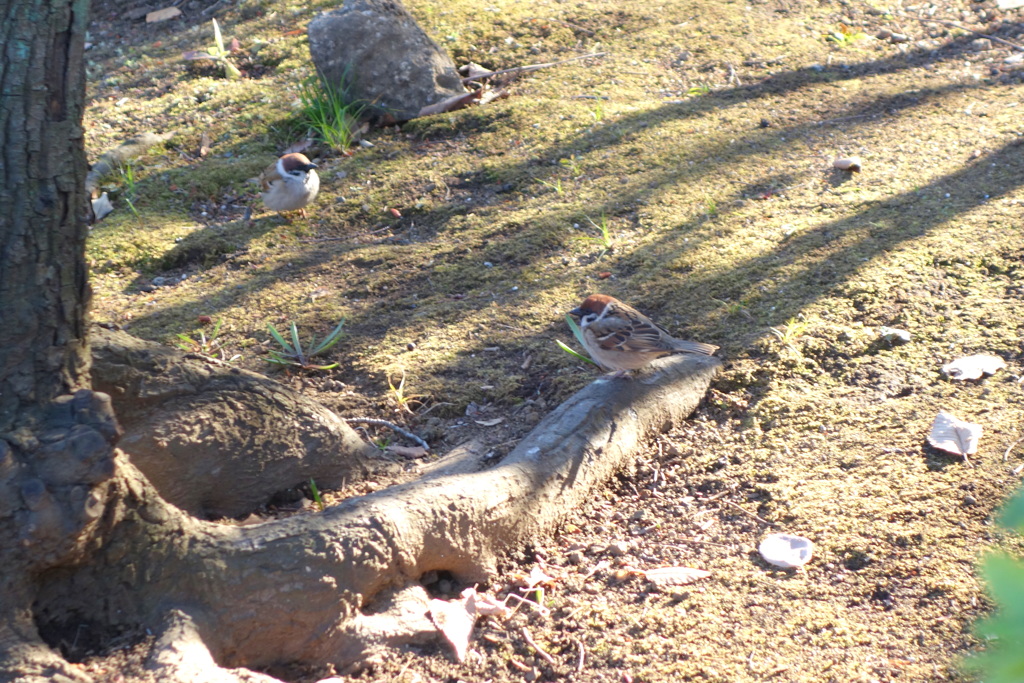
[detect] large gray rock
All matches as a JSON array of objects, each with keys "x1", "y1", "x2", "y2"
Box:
[{"x1": 308, "y1": 0, "x2": 467, "y2": 123}]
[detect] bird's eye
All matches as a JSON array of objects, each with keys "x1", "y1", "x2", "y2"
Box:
[{"x1": 582, "y1": 313, "x2": 598, "y2": 324}]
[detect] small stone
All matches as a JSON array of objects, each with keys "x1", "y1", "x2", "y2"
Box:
[
  {"x1": 971, "y1": 37, "x2": 993, "y2": 51},
  {"x1": 964, "y1": 494, "x2": 978, "y2": 506},
  {"x1": 606, "y1": 540, "x2": 630, "y2": 557},
  {"x1": 631, "y1": 509, "x2": 648, "y2": 521},
  {"x1": 567, "y1": 550, "x2": 585, "y2": 565},
  {"x1": 406, "y1": 342, "x2": 416, "y2": 351}
]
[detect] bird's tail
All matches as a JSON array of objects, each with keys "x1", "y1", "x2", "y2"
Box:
[{"x1": 672, "y1": 339, "x2": 718, "y2": 355}]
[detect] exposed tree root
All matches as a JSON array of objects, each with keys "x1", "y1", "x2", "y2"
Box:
[
  {"x1": 27, "y1": 354, "x2": 719, "y2": 680},
  {"x1": 90, "y1": 326, "x2": 391, "y2": 518}
]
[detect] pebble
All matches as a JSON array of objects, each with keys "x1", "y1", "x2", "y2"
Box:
[
  {"x1": 567, "y1": 550, "x2": 585, "y2": 565},
  {"x1": 606, "y1": 540, "x2": 630, "y2": 557}
]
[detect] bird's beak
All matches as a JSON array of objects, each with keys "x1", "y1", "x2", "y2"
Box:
[
  {"x1": 569, "y1": 307, "x2": 584, "y2": 317},
  {"x1": 305, "y1": 163, "x2": 318, "y2": 170}
]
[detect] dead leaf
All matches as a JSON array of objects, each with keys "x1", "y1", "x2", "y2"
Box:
[
  {"x1": 526, "y1": 565, "x2": 554, "y2": 588},
  {"x1": 474, "y1": 418, "x2": 504, "y2": 427},
  {"x1": 387, "y1": 445, "x2": 428, "y2": 459},
  {"x1": 468, "y1": 590, "x2": 512, "y2": 619},
  {"x1": 309, "y1": 287, "x2": 330, "y2": 302},
  {"x1": 90, "y1": 193, "x2": 114, "y2": 222},
  {"x1": 282, "y1": 138, "x2": 315, "y2": 155},
  {"x1": 229, "y1": 37, "x2": 242, "y2": 53},
  {"x1": 182, "y1": 50, "x2": 217, "y2": 61},
  {"x1": 928, "y1": 412, "x2": 982, "y2": 457},
  {"x1": 833, "y1": 156, "x2": 862, "y2": 172},
  {"x1": 642, "y1": 566, "x2": 712, "y2": 586},
  {"x1": 459, "y1": 62, "x2": 494, "y2": 80},
  {"x1": 198, "y1": 132, "x2": 211, "y2": 158},
  {"x1": 146, "y1": 6, "x2": 181, "y2": 22},
  {"x1": 418, "y1": 89, "x2": 484, "y2": 118},
  {"x1": 429, "y1": 596, "x2": 476, "y2": 662},
  {"x1": 941, "y1": 354, "x2": 1006, "y2": 381},
  {"x1": 389, "y1": 207, "x2": 402, "y2": 217}
]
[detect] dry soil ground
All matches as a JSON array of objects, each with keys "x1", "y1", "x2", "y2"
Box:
[{"x1": 79, "y1": 0, "x2": 1024, "y2": 679}]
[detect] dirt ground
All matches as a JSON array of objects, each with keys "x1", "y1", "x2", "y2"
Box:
[{"x1": 77, "y1": 0, "x2": 1024, "y2": 679}]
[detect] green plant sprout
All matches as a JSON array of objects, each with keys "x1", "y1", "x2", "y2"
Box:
[
  {"x1": 308, "y1": 478, "x2": 325, "y2": 511},
  {"x1": 388, "y1": 370, "x2": 426, "y2": 415},
  {"x1": 825, "y1": 24, "x2": 867, "y2": 47},
  {"x1": 584, "y1": 214, "x2": 614, "y2": 254},
  {"x1": 559, "y1": 154, "x2": 584, "y2": 177},
  {"x1": 176, "y1": 318, "x2": 239, "y2": 361},
  {"x1": 182, "y1": 19, "x2": 242, "y2": 79},
  {"x1": 299, "y1": 72, "x2": 367, "y2": 152},
  {"x1": 556, "y1": 315, "x2": 600, "y2": 367},
  {"x1": 265, "y1": 318, "x2": 345, "y2": 370},
  {"x1": 536, "y1": 176, "x2": 564, "y2": 196},
  {"x1": 686, "y1": 82, "x2": 712, "y2": 96},
  {"x1": 118, "y1": 162, "x2": 142, "y2": 220},
  {"x1": 768, "y1": 317, "x2": 810, "y2": 352},
  {"x1": 590, "y1": 101, "x2": 605, "y2": 122}
]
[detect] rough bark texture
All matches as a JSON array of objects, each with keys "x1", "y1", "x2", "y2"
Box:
[
  {"x1": 0, "y1": 0, "x2": 116, "y2": 680},
  {"x1": 90, "y1": 326, "x2": 390, "y2": 518},
  {"x1": 0, "y1": 0, "x2": 92, "y2": 432},
  {"x1": 34, "y1": 355, "x2": 720, "y2": 675}
]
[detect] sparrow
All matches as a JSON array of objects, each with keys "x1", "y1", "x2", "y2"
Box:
[
  {"x1": 259, "y1": 153, "x2": 320, "y2": 217},
  {"x1": 569, "y1": 294, "x2": 718, "y2": 373}
]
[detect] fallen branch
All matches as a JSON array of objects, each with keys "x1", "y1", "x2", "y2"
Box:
[
  {"x1": 461, "y1": 52, "x2": 608, "y2": 84},
  {"x1": 343, "y1": 416, "x2": 430, "y2": 451},
  {"x1": 914, "y1": 17, "x2": 1024, "y2": 51},
  {"x1": 85, "y1": 131, "x2": 176, "y2": 198}
]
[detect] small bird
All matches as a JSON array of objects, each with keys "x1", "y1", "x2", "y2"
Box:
[
  {"x1": 259, "y1": 153, "x2": 320, "y2": 218},
  {"x1": 569, "y1": 294, "x2": 718, "y2": 374}
]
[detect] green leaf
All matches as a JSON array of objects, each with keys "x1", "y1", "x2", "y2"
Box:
[
  {"x1": 266, "y1": 324, "x2": 295, "y2": 355},
  {"x1": 564, "y1": 314, "x2": 588, "y2": 349},
  {"x1": 311, "y1": 318, "x2": 346, "y2": 356},
  {"x1": 998, "y1": 488, "x2": 1024, "y2": 534},
  {"x1": 212, "y1": 18, "x2": 226, "y2": 54},
  {"x1": 556, "y1": 339, "x2": 599, "y2": 366},
  {"x1": 963, "y1": 552, "x2": 1024, "y2": 682},
  {"x1": 289, "y1": 322, "x2": 302, "y2": 358}
]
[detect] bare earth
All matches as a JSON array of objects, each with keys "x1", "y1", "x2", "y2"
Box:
[{"x1": 80, "y1": 0, "x2": 1024, "y2": 679}]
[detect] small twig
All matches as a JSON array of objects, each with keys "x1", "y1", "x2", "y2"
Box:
[
  {"x1": 504, "y1": 592, "x2": 550, "y2": 617},
  {"x1": 664, "y1": 539, "x2": 733, "y2": 549},
  {"x1": 521, "y1": 627, "x2": 556, "y2": 667},
  {"x1": 1003, "y1": 434, "x2": 1024, "y2": 462},
  {"x1": 343, "y1": 417, "x2": 429, "y2": 450},
  {"x1": 719, "y1": 499, "x2": 779, "y2": 529},
  {"x1": 915, "y1": 17, "x2": 1024, "y2": 51},
  {"x1": 574, "y1": 638, "x2": 586, "y2": 673},
  {"x1": 462, "y1": 52, "x2": 607, "y2": 84}
]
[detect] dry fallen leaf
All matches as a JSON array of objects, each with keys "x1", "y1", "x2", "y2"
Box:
[
  {"x1": 282, "y1": 138, "x2": 315, "y2": 155},
  {"x1": 459, "y1": 61, "x2": 494, "y2": 80},
  {"x1": 833, "y1": 156, "x2": 862, "y2": 172},
  {"x1": 146, "y1": 6, "x2": 181, "y2": 22},
  {"x1": 474, "y1": 417, "x2": 504, "y2": 427},
  {"x1": 429, "y1": 596, "x2": 476, "y2": 662},
  {"x1": 642, "y1": 566, "x2": 712, "y2": 586},
  {"x1": 928, "y1": 411, "x2": 982, "y2": 457},
  {"x1": 198, "y1": 132, "x2": 211, "y2": 158},
  {"x1": 941, "y1": 354, "x2": 1006, "y2": 381}
]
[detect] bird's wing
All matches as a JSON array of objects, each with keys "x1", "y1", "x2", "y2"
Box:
[
  {"x1": 588, "y1": 314, "x2": 668, "y2": 354},
  {"x1": 590, "y1": 314, "x2": 717, "y2": 355},
  {"x1": 258, "y1": 162, "x2": 282, "y2": 192}
]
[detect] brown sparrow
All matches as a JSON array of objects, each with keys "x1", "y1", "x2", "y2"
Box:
[
  {"x1": 259, "y1": 153, "x2": 320, "y2": 217},
  {"x1": 569, "y1": 294, "x2": 718, "y2": 373}
]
